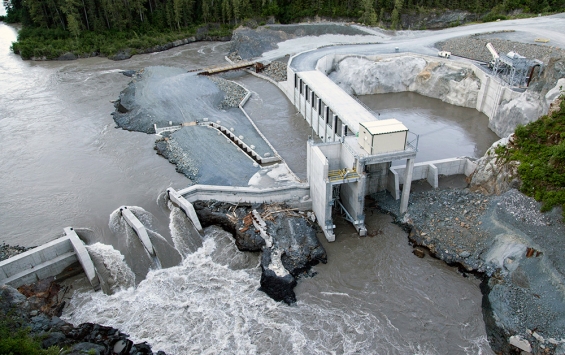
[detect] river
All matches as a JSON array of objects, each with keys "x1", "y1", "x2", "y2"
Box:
[{"x1": 0, "y1": 21, "x2": 493, "y2": 354}]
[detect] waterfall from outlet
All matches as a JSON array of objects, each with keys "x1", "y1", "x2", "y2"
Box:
[
  {"x1": 86, "y1": 243, "x2": 136, "y2": 294},
  {"x1": 168, "y1": 202, "x2": 204, "y2": 258},
  {"x1": 108, "y1": 206, "x2": 180, "y2": 281}
]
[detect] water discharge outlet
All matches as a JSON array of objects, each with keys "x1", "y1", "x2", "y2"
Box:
[{"x1": 119, "y1": 206, "x2": 156, "y2": 256}]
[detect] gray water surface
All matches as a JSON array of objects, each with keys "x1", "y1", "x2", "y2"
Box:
[
  {"x1": 2, "y1": 22, "x2": 492, "y2": 354},
  {"x1": 0, "y1": 23, "x2": 229, "y2": 247},
  {"x1": 358, "y1": 92, "x2": 500, "y2": 162}
]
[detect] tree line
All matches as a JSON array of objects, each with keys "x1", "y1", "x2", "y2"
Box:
[
  {"x1": 3, "y1": 0, "x2": 564, "y2": 33},
  {"x1": 2, "y1": 0, "x2": 563, "y2": 59}
]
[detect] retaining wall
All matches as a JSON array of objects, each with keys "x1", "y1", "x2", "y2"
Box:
[
  {"x1": 0, "y1": 236, "x2": 77, "y2": 288},
  {"x1": 388, "y1": 157, "x2": 477, "y2": 199},
  {"x1": 177, "y1": 184, "x2": 312, "y2": 210},
  {"x1": 0, "y1": 228, "x2": 101, "y2": 289}
]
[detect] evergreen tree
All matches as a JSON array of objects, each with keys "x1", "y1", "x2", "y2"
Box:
[{"x1": 359, "y1": 0, "x2": 377, "y2": 25}]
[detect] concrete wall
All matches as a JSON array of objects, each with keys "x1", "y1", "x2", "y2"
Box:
[
  {"x1": 314, "y1": 52, "x2": 523, "y2": 138},
  {"x1": 167, "y1": 188, "x2": 203, "y2": 234},
  {"x1": 284, "y1": 65, "x2": 343, "y2": 144},
  {"x1": 473, "y1": 67, "x2": 522, "y2": 125},
  {"x1": 366, "y1": 162, "x2": 390, "y2": 194},
  {"x1": 308, "y1": 142, "x2": 335, "y2": 242},
  {"x1": 0, "y1": 229, "x2": 99, "y2": 290},
  {"x1": 0, "y1": 236, "x2": 78, "y2": 288},
  {"x1": 318, "y1": 142, "x2": 342, "y2": 171},
  {"x1": 388, "y1": 157, "x2": 477, "y2": 199},
  {"x1": 177, "y1": 183, "x2": 312, "y2": 210}
]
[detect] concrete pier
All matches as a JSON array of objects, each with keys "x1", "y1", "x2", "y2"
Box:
[
  {"x1": 0, "y1": 228, "x2": 100, "y2": 290},
  {"x1": 167, "y1": 188, "x2": 203, "y2": 234},
  {"x1": 120, "y1": 207, "x2": 155, "y2": 256},
  {"x1": 65, "y1": 227, "x2": 100, "y2": 290}
]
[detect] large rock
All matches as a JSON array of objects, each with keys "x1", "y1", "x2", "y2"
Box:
[
  {"x1": 194, "y1": 202, "x2": 327, "y2": 303},
  {"x1": 329, "y1": 56, "x2": 480, "y2": 108},
  {"x1": 490, "y1": 90, "x2": 546, "y2": 138},
  {"x1": 260, "y1": 248, "x2": 297, "y2": 304},
  {"x1": 0, "y1": 285, "x2": 30, "y2": 319},
  {"x1": 469, "y1": 135, "x2": 520, "y2": 195}
]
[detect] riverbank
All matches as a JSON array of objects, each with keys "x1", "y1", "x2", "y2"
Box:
[
  {"x1": 11, "y1": 25, "x2": 232, "y2": 61},
  {"x1": 374, "y1": 183, "x2": 565, "y2": 354},
  {"x1": 0, "y1": 278, "x2": 166, "y2": 355}
]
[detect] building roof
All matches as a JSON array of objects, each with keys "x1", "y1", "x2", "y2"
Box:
[
  {"x1": 297, "y1": 70, "x2": 378, "y2": 134},
  {"x1": 360, "y1": 119, "x2": 408, "y2": 135}
]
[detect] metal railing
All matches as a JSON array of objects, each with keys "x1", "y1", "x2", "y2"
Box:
[{"x1": 406, "y1": 131, "x2": 419, "y2": 152}]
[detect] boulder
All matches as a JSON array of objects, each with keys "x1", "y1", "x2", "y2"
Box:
[
  {"x1": 259, "y1": 248, "x2": 297, "y2": 304},
  {"x1": 109, "y1": 49, "x2": 132, "y2": 61},
  {"x1": 41, "y1": 331, "x2": 68, "y2": 349},
  {"x1": 0, "y1": 285, "x2": 30, "y2": 319},
  {"x1": 57, "y1": 52, "x2": 77, "y2": 61},
  {"x1": 490, "y1": 90, "x2": 546, "y2": 138},
  {"x1": 67, "y1": 342, "x2": 107, "y2": 355},
  {"x1": 469, "y1": 135, "x2": 520, "y2": 195}
]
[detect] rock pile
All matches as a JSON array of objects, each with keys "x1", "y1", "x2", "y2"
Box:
[
  {"x1": 1, "y1": 242, "x2": 33, "y2": 262},
  {"x1": 375, "y1": 188, "x2": 494, "y2": 273},
  {"x1": 262, "y1": 61, "x2": 288, "y2": 82},
  {"x1": 374, "y1": 186, "x2": 565, "y2": 354},
  {"x1": 1, "y1": 279, "x2": 166, "y2": 355},
  {"x1": 209, "y1": 76, "x2": 248, "y2": 108},
  {"x1": 228, "y1": 24, "x2": 370, "y2": 60}
]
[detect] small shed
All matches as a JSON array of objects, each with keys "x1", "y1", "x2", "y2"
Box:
[{"x1": 358, "y1": 119, "x2": 408, "y2": 155}]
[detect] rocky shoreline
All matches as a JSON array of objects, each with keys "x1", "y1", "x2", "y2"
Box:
[
  {"x1": 1, "y1": 278, "x2": 165, "y2": 355},
  {"x1": 31, "y1": 25, "x2": 232, "y2": 62},
  {"x1": 193, "y1": 201, "x2": 327, "y2": 304},
  {"x1": 374, "y1": 184, "x2": 565, "y2": 354},
  {"x1": 1, "y1": 242, "x2": 34, "y2": 261}
]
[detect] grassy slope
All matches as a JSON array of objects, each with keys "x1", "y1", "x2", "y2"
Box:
[{"x1": 498, "y1": 97, "x2": 565, "y2": 216}]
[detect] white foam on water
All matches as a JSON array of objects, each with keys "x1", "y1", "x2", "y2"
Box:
[
  {"x1": 168, "y1": 202, "x2": 203, "y2": 258},
  {"x1": 64, "y1": 234, "x2": 450, "y2": 355},
  {"x1": 203, "y1": 225, "x2": 258, "y2": 270},
  {"x1": 86, "y1": 242, "x2": 135, "y2": 293},
  {"x1": 108, "y1": 206, "x2": 163, "y2": 279}
]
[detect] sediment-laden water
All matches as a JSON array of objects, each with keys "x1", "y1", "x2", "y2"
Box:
[
  {"x1": 1, "y1": 21, "x2": 493, "y2": 354},
  {"x1": 64, "y1": 214, "x2": 492, "y2": 354}
]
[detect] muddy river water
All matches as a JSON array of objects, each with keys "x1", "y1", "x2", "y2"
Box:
[{"x1": 0, "y1": 22, "x2": 494, "y2": 354}]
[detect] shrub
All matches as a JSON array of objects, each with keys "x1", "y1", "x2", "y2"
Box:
[
  {"x1": 0, "y1": 317, "x2": 60, "y2": 355},
  {"x1": 501, "y1": 97, "x2": 565, "y2": 217}
]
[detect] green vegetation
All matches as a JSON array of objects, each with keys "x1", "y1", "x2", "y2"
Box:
[
  {"x1": 3, "y1": 0, "x2": 565, "y2": 60},
  {"x1": 497, "y1": 95, "x2": 565, "y2": 217},
  {"x1": 10, "y1": 24, "x2": 231, "y2": 59},
  {"x1": 0, "y1": 316, "x2": 60, "y2": 355}
]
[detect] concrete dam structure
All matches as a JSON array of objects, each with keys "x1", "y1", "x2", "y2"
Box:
[
  {"x1": 1, "y1": 47, "x2": 503, "y2": 285},
  {"x1": 275, "y1": 52, "x2": 420, "y2": 242}
]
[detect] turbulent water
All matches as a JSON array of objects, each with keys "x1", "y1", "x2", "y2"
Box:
[
  {"x1": 64, "y1": 215, "x2": 492, "y2": 354},
  {"x1": 1, "y1": 21, "x2": 493, "y2": 354}
]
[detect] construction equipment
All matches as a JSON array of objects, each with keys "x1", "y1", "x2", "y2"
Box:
[{"x1": 485, "y1": 42, "x2": 543, "y2": 87}]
